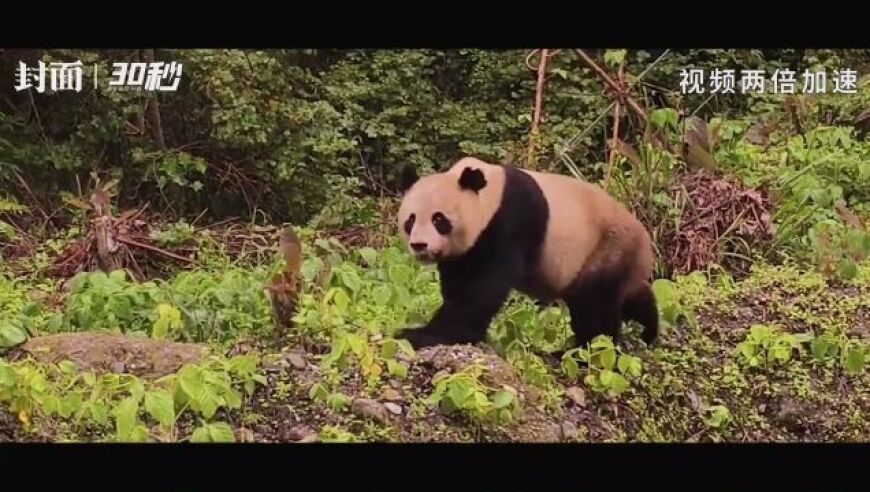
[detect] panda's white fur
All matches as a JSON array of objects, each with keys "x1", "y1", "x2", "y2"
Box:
[{"x1": 396, "y1": 157, "x2": 658, "y2": 350}]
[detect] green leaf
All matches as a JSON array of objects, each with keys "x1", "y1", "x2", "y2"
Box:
[
  {"x1": 603, "y1": 49, "x2": 627, "y2": 67},
  {"x1": 381, "y1": 339, "x2": 399, "y2": 359},
  {"x1": 301, "y1": 258, "x2": 324, "y2": 283},
  {"x1": 448, "y1": 380, "x2": 473, "y2": 407},
  {"x1": 190, "y1": 425, "x2": 211, "y2": 443},
  {"x1": 339, "y1": 268, "x2": 362, "y2": 294},
  {"x1": 372, "y1": 284, "x2": 393, "y2": 306},
  {"x1": 358, "y1": 247, "x2": 379, "y2": 267},
  {"x1": 178, "y1": 367, "x2": 204, "y2": 404},
  {"x1": 309, "y1": 383, "x2": 329, "y2": 401},
  {"x1": 129, "y1": 378, "x2": 146, "y2": 403},
  {"x1": 706, "y1": 405, "x2": 731, "y2": 428},
  {"x1": 396, "y1": 340, "x2": 415, "y2": 359},
  {"x1": 492, "y1": 390, "x2": 514, "y2": 409},
  {"x1": 650, "y1": 108, "x2": 679, "y2": 130},
  {"x1": 561, "y1": 355, "x2": 579, "y2": 380},
  {"x1": 58, "y1": 360, "x2": 76, "y2": 375},
  {"x1": 608, "y1": 373, "x2": 630, "y2": 395},
  {"x1": 598, "y1": 348, "x2": 617, "y2": 371},
  {"x1": 90, "y1": 402, "x2": 109, "y2": 426},
  {"x1": 837, "y1": 258, "x2": 858, "y2": 280},
  {"x1": 810, "y1": 337, "x2": 833, "y2": 361},
  {"x1": 109, "y1": 269, "x2": 127, "y2": 283},
  {"x1": 844, "y1": 347, "x2": 866, "y2": 375},
  {"x1": 599, "y1": 369, "x2": 615, "y2": 387},
  {"x1": 144, "y1": 390, "x2": 175, "y2": 429},
  {"x1": 113, "y1": 397, "x2": 139, "y2": 441},
  {"x1": 617, "y1": 355, "x2": 642, "y2": 378},
  {"x1": 388, "y1": 264, "x2": 411, "y2": 286},
  {"x1": 386, "y1": 360, "x2": 408, "y2": 379},
  {"x1": 0, "y1": 322, "x2": 27, "y2": 348},
  {"x1": 331, "y1": 288, "x2": 351, "y2": 314},
  {"x1": 206, "y1": 421, "x2": 236, "y2": 442},
  {"x1": 327, "y1": 392, "x2": 352, "y2": 411}
]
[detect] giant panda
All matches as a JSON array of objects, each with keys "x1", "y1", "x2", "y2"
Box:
[{"x1": 395, "y1": 156, "x2": 659, "y2": 351}]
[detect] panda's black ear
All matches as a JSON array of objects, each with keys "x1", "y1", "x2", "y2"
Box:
[
  {"x1": 458, "y1": 167, "x2": 487, "y2": 193},
  {"x1": 399, "y1": 165, "x2": 419, "y2": 194}
]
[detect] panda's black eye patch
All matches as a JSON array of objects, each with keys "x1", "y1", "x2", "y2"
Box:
[
  {"x1": 404, "y1": 214, "x2": 415, "y2": 234},
  {"x1": 432, "y1": 212, "x2": 452, "y2": 235}
]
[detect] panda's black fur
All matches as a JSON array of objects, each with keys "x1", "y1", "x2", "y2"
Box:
[{"x1": 396, "y1": 159, "x2": 659, "y2": 351}]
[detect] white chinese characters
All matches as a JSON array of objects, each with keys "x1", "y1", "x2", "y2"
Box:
[
  {"x1": 14, "y1": 61, "x2": 84, "y2": 93},
  {"x1": 14, "y1": 59, "x2": 183, "y2": 93},
  {"x1": 108, "y1": 62, "x2": 183, "y2": 92},
  {"x1": 679, "y1": 68, "x2": 861, "y2": 95}
]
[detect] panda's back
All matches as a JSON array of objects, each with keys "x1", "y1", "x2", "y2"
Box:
[{"x1": 519, "y1": 169, "x2": 650, "y2": 297}]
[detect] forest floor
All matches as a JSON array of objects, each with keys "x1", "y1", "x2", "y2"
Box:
[{"x1": 1, "y1": 225, "x2": 868, "y2": 443}]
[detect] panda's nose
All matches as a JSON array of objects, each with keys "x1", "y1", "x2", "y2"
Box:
[{"x1": 410, "y1": 242, "x2": 427, "y2": 252}]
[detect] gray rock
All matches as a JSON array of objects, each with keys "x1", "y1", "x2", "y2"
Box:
[
  {"x1": 287, "y1": 425, "x2": 317, "y2": 442},
  {"x1": 384, "y1": 402, "x2": 403, "y2": 415},
  {"x1": 287, "y1": 352, "x2": 307, "y2": 370},
  {"x1": 560, "y1": 421, "x2": 578, "y2": 440},
  {"x1": 351, "y1": 398, "x2": 391, "y2": 424}
]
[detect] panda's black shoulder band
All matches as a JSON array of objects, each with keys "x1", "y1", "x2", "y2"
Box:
[{"x1": 458, "y1": 167, "x2": 487, "y2": 193}]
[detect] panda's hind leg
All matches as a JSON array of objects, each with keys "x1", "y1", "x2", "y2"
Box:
[
  {"x1": 563, "y1": 271, "x2": 622, "y2": 348},
  {"x1": 620, "y1": 282, "x2": 659, "y2": 345}
]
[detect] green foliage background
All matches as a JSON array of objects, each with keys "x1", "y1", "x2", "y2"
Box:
[{"x1": 3, "y1": 49, "x2": 866, "y2": 226}]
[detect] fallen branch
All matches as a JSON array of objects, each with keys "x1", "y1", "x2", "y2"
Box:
[{"x1": 116, "y1": 236, "x2": 193, "y2": 263}]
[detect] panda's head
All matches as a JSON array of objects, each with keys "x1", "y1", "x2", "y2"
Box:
[{"x1": 397, "y1": 160, "x2": 501, "y2": 263}]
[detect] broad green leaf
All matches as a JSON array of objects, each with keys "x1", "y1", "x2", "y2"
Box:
[
  {"x1": 844, "y1": 347, "x2": 866, "y2": 375},
  {"x1": 603, "y1": 49, "x2": 627, "y2": 67},
  {"x1": 327, "y1": 392, "x2": 352, "y2": 411},
  {"x1": 448, "y1": 380, "x2": 473, "y2": 407},
  {"x1": 331, "y1": 288, "x2": 351, "y2": 315},
  {"x1": 561, "y1": 355, "x2": 579, "y2": 380},
  {"x1": 358, "y1": 247, "x2": 378, "y2": 267},
  {"x1": 381, "y1": 339, "x2": 399, "y2": 359},
  {"x1": 129, "y1": 378, "x2": 146, "y2": 403},
  {"x1": 837, "y1": 258, "x2": 858, "y2": 281},
  {"x1": 492, "y1": 390, "x2": 514, "y2": 409},
  {"x1": 810, "y1": 338, "x2": 833, "y2": 361},
  {"x1": 388, "y1": 264, "x2": 411, "y2": 286},
  {"x1": 339, "y1": 268, "x2": 362, "y2": 294},
  {"x1": 650, "y1": 108, "x2": 679, "y2": 130},
  {"x1": 207, "y1": 422, "x2": 236, "y2": 443},
  {"x1": 190, "y1": 425, "x2": 211, "y2": 443},
  {"x1": 58, "y1": 360, "x2": 76, "y2": 375},
  {"x1": 396, "y1": 340, "x2": 415, "y2": 358},
  {"x1": 599, "y1": 369, "x2": 615, "y2": 387},
  {"x1": 0, "y1": 322, "x2": 27, "y2": 348},
  {"x1": 301, "y1": 258, "x2": 324, "y2": 283},
  {"x1": 113, "y1": 397, "x2": 139, "y2": 441},
  {"x1": 372, "y1": 284, "x2": 393, "y2": 306},
  {"x1": 144, "y1": 390, "x2": 175, "y2": 429},
  {"x1": 227, "y1": 355, "x2": 257, "y2": 377},
  {"x1": 224, "y1": 388, "x2": 242, "y2": 409},
  {"x1": 109, "y1": 269, "x2": 127, "y2": 283},
  {"x1": 617, "y1": 355, "x2": 642, "y2": 377},
  {"x1": 609, "y1": 373, "x2": 630, "y2": 395},
  {"x1": 90, "y1": 402, "x2": 109, "y2": 426},
  {"x1": 309, "y1": 383, "x2": 329, "y2": 401},
  {"x1": 598, "y1": 348, "x2": 617, "y2": 371},
  {"x1": 386, "y1": 360, "x2": 408, "y2": 379}
]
